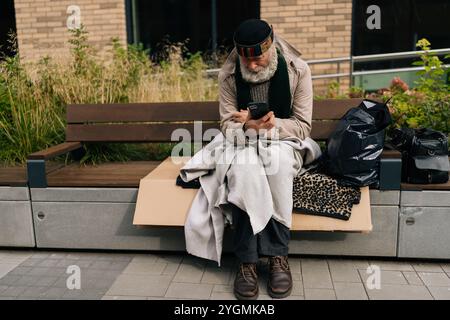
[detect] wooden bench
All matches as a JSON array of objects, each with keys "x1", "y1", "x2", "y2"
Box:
[
  {"x1": 27, "y1": 98, "x2": 401, "y2": 189},
  {"x1": 25, "y1": 98, "x2": 406, "y2": 256}
]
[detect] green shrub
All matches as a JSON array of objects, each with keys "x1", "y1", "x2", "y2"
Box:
[
  {"x1": 0, "y1": 25, "x2": 218, "y2": 165},
  {"x1": 0, "y1": 41, "x2": 64, "y2": 165},
  {"x1": 319, "y1": 39, "x2": 449, "y2": 143},
  {"x1": 380, "y1": 39, "x2": 449, "y2": 136}
]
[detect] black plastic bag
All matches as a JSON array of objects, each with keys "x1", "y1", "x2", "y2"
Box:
[{"x1": 322, "y1": 99, "x2": 392, "y2": 187}]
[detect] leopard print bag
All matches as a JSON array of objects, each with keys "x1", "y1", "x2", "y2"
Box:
[{"x1": 292, "y1": 172, "x2": 361, "y2": 220}]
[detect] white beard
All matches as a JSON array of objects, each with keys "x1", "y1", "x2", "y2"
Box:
[{"x1": 239, "y1": 45, "x2": 278, "y2": 84}]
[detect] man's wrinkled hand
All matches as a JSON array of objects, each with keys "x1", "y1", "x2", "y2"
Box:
[
  {"x1": 244, "y1": 111, "x2": 275, "y2": 133},
  {"x1": 232, "y1": 109, "x2": 249, "y2": 123}
]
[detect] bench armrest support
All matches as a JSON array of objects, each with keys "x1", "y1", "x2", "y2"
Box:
[
  {"x1": 28, "y1": 142, "x2": 83, "y2": 160},
  {"x1": 27, "y1": 142, "x2": 83, "y2": 188}
]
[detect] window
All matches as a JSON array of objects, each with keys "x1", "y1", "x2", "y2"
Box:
[
  {"x1": 352, "y1": 0, "x2": 450, "y2": 70},
  {"x1": 126, "y1": 0, "x2": 260, "y2": 59},
  {"x1": 0, "y1": 0, "x2": 17, "y2": 59}
]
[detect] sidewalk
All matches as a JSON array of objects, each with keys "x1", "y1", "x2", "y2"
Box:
[{"x1": 0, "y1": 249, "x2": 450, "y2": 300}]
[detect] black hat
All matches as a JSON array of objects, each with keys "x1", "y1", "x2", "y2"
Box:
[{"x1": 233, "y1": 19, "x2": 274, "y2": 58}]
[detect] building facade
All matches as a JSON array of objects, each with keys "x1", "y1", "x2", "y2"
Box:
[
  {"x1": 12, "y1": 0, "x2": 127, "y2": 60},
  {"x1": 1, "y1": 0, "x2": 449, "y2": 93}
]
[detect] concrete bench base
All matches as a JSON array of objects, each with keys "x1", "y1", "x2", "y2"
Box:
[
  {"x1": 288, "y1": 206, "x2": 398, "y2": 257},
  {"x1": 398, "y1": 191, "x2": 450, "y2": 259},
  {"x1": 0, "y1": 187, "x2": 35, "y2": 247},
  {"x1": 30, "y1": 187, "x2": 402, "y2": 258}
]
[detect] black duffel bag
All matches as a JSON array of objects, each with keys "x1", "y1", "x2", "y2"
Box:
[
  {"x1": 322, "y1": 99, "x2": 392, "y2": 187},
  {"x1": 390, "y1": 127, "x2": 449, "y2": 184}
]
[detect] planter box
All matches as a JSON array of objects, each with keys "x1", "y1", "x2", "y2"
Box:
[
  {"x1": 398, "y1": 190, "x2": 450, "y2": 259},
  {"x1": 31, "y1": 187, "x2": 185, "y2": 251},
  {"x1": 30, "y1": 188, "x2": 399, "y2": 258},
  {"x1": 0, "y1": 187, "x2": 35, "y2": 247},
  {"x1": 285, "y1": 190, "x2": 399, "y2": 257}
]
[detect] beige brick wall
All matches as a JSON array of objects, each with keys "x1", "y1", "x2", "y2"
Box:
[
  {"x1": 14, "y1": 0, "x2": 127, "y2": 62},
  {"x1": 14, "y1": 0, "x2": 352, "y2": 93},
  {"x1": 261, "y1": 0, "x2": 353, "y2": 95}
]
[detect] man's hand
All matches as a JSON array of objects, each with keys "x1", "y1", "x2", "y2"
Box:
[
  {"x1": 244, "y1": 111, "x2": 275, "y2": 133},
  {"x1": 232, "y1": 109, "x2": 249, "y2": 123}
]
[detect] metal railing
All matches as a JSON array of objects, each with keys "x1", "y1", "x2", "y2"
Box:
[{"x1": 206, "y1": 48, "x2": 450, "y2": 85}]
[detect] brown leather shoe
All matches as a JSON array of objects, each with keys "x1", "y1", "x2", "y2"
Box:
[
  {"x1": 233, "y1": 263, "x2": 259, "y2": 300},
  {"x1": 267, "y1": 256, "x2": 292, "y2": 299}
]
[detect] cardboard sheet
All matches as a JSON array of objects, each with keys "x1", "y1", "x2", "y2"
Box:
[{"x1": 133, "y1": 157, "x2": 372, "y2": 232}]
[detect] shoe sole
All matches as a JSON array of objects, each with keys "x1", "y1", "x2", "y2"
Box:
[
  {"x1": 268, "y1": 285, "x2": 293, "y2": 299},
  {"x1": 233, "y1": 288, "x2": 259, "y2": 300}
]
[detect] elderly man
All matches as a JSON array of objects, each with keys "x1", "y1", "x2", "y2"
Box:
[{"x1": 218, "y1": 19, "x2": 313, "y2": 300}]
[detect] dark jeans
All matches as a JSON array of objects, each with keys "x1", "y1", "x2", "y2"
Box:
[{"x1": 231, "y1": 204, "x2": 290, "y2": 263}]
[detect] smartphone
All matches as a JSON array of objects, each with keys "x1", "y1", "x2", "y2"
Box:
[{"x1": 247, "y1": 101, "x2": 270, "y2": 120}]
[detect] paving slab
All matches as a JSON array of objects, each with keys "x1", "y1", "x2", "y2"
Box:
[
  {"x1": 165, "y1": 282, "x2": 213, "y2": 299},
  {"x1": 0, "y1": 286, "x2": 27, "y2": 297},
  {"x1": 162, "y1": 263, "x2": 180, "y2": 276},
  {"x1": 173, "y1": 257, "x2": 207, "y2": 283},
  {"x1": 0, "y1": 264, "x2": 20, "y2": 279},
  {"x1": 412, "y1": 263, "x2": 444, "y2": 273},
  {"x1": 277, "y1": 295, "x2": 305, "y2": 300},
  {"x1": 3, "y1": 250, "x2": 450, "y2": 300},
  {"x1": 428, "y1": 286, "x2": 450, "y2": 300},
  {"x1": 364, "y1": 284, "x2": 433, "y2": 300},
  {"x1": 440, "y1": 264, "x2": 450, "y2": 273},
  {"x1": 403, "y1": 272, "x2": 424, "y2": 286},
  {"x1": 359, "y1": 269, "x2": 408, "y2": 285},
  {"x1": 368, "y1": 260, "x2": 414, "y2": 272},
  {"x1": 291, "y1": 280, "x2": 304, "y2": 296},
  {"x1": 0, "y1": 275, "x2": 21, "y2": 286},
  {"x1": 0, "y1": 251, "x2": 33, "y2": 264},
  {"x1": 334, "y1": 282, "x2": 368, "y2": 300},
  {"x1": 418, "y1": 272, "x2": 450, "y2": 287},
  {"x1": 19, "y1": 286, "x2": 49, "y2": 298},
  {"x1": 102, "y1": 295, "x2": 148, "y2": 300},
  {"x1": 288, "y1": 258, "x2": 301, "y2": 274},
  {"x1": 210, "y1": 291, "x2": 237, "y2": 300},
  {"x1": 212, "y1": 284, "x2": 233, "y2": 293},
  {"x1": 106, "y1": 274, "x2": 172, "y2": 297},
  {"x1": 122, "y1": 261, "x2": 167, "y2": 275},
  {"x1": 304, "y1": 288, "x2": 336, "y2": 300},
  {"x1": 328, "y1": 258, "x2": 369, "y2": 269},
  {"x1": 201, "y1": 267, "x2": 231, "y2": 285},
  {"x1": 301, "y1": 259, "x2": 333, "y2": 289},
  {"x1": 328, "y1": 261, "x2": 362, "y2": 283}
]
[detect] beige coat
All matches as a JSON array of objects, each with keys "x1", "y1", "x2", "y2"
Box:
[{"x1": 218, "y1": 34, "x2": 313, "y2": 140}]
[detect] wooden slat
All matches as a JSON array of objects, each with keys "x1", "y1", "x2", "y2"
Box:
[
  {"x1": 46, "y1": 161, "x2": 162, "y2": 187},
  {"x1": 63, "y1": 99, "x2": 367, "y2": 143},
  {"x1": 28, "y1": 142, "x2": 83, "y2": 160},
  {"x1": 310, "y1": 120, "x2": 338, "y2": 140},
  {"x1": 67, "y1": 121, "x2": 341, "y2": 142},
  {"x1": 67, "y1": 99, "x2": 364, "y2": 124},
  {"x1": 0, "y1": 165, "x2": 27, "y2": 186},
  {"x1": 401, "y1": 179, "x2": 450, "y2": 191},
  {"x1": 312, "y1": 98, "x2": 363, "y2": 120},
  {"x1": 66, "y1": 123, "x2": 221, "y2": 142},
  {"x1": 381, "y1": 149, "x2": 402, "y2": 159},
  {"x1": 0, "y1": 161, "x2": 65, "y2": 186},
  {"x1": 67, "y1": 102, "x2": 220, "y2": 123}
]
